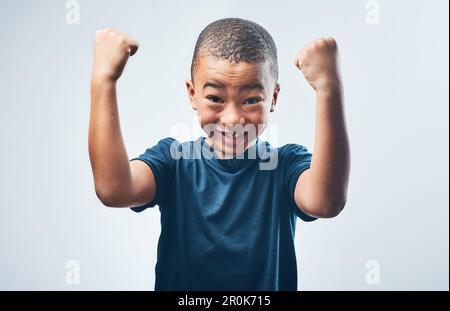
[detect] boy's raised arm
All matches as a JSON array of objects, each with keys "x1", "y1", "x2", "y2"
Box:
[
  {"x1": 293, "y1": 38, "x2": 351, "y2": 218},
  {"x1": 89, "y1": 29, "x2": 156, "y2": 208}
]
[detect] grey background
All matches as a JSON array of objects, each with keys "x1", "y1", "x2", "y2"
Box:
[{"x1": 0, "y1": 0, "x2": 448, "y2": 290}]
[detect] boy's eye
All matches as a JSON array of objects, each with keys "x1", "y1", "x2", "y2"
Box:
[
  {"x1": 244, "y1": 97, "x2": 262, "y2": 105},
  {"x1": 206, "y1": 96, "x2": 223, "y2": 104}
]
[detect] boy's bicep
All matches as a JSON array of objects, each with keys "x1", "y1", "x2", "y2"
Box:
[
  {"x1": 282, "y1": 143, "x2": 317, "y2": 221},
  {"x1": 128, "y1": 160, "x2": 156, "y2": 208},
  {"x1": 294, "y1": 168, "x2": 312, "y2": 215}
]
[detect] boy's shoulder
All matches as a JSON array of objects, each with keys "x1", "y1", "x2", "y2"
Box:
[{"x1": 278, "y1": 142, "x2": 311, "y2": 156}]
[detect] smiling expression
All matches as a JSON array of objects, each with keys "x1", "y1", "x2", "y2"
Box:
[{"x1": 186, "y1": 56, "x2": 281, "y2": 159}]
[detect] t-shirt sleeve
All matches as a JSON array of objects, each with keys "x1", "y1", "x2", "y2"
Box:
[
  {"x1": 281, "y1": 143, "x2": 317, "y2": 222},
  {"x1": 129, "y1": 137, "x2": 177, "y2": 213}
]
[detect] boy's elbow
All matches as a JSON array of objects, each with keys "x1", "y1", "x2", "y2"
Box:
[
  {"x1": 323, "y1": 196, "x2": 346, "y2": 218},
  {"x1": 95, "y1": 189, "x2": 117, "y2": 207},
  {"x1": 95, "y1": 187, "x2": 129, "y2": 208},
  {"x1": 306, "y1": 196, "x2": 347, "y2": 219}
]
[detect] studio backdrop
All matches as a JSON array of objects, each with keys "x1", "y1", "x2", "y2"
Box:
[{"x1": 0, "y1": 0, "x2": 448, "y2": 290}]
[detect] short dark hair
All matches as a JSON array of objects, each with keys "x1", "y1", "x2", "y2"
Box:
[{"x1": 190, "y1": 18, "x2": 278, "y2": 85}]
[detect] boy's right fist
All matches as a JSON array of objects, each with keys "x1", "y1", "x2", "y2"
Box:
[{"x1": 92, "y1": 28, "x2": 139, "y2": 82}]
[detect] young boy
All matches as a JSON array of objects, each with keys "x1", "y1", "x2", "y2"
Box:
[{"x1": 89, "y1": 18, "x2": 350, "y2": 291}]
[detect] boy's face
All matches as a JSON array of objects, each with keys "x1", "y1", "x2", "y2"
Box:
[{"x1": 186, "y1": 56, "x2": 280, "y2": 158}]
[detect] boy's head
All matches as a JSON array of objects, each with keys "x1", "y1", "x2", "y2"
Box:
[{"x1": 186, "y1": 18, "x2": 281, "y2": 158}]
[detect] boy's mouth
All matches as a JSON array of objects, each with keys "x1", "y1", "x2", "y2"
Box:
[{"x1": 220, "y1": 131, "x2": 246, "y2": 146}]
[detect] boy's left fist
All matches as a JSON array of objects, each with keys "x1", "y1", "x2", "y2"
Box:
[{"x1": 294, "y1": 37, "x2": 341, "y2": 92}]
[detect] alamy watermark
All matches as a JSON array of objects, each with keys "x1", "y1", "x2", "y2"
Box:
[
  {"x1": 65, "y1": 259, "x2": 80, "y2": 285},
  {"x1": 65, "y1": 0, "x2": 80, "y2": 25},
  {"x1": 365, "y1": 259, "x2": 380, "y2": 285},
  {"x1": 366, "y1": 0, "x2": 381, "y2": 25},
  {"x1": 168, "y1": 118, "x2": 279, "y2": 170}
]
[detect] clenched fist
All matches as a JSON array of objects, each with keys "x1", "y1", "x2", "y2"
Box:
[
  {"x1": 294, "y1": 37, "x2": 341, "y2": 92},
  {"x1": 92, "y1": 28, "x2": 139, "y2": 82}
]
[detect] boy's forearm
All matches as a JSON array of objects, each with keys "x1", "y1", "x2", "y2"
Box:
[
  {"x1": 88, "y1": 29, "x2": 140, "y2": 206},
  {"x1": 309, "y1": 83, "x2": 350, "y2": 214},
  {"x1": 293, "y1": 38, "x2": 350, "y2": 217},
  {"x1": 88, "y1": 78, "x2": 132, "y2": 205}
]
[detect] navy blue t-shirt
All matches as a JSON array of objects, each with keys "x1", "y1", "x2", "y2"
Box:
[{"x1": 130, "y1": 136, "x2": 316, "y2": 290}]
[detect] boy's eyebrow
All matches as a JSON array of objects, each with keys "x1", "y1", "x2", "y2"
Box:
[
  {"x1": 203, "y1": 81, "x2": 265, "y2": 91},
  {"x1": 203, "y1": 81, "x2": 226, "y2": 90},
  {"x1": 239, "y1": 82, "x2": 265, "y2": 91}
]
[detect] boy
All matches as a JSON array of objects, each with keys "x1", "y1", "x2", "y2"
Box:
[{"x1": 89, "y1": 18, "x2": 350, "y2": 290}]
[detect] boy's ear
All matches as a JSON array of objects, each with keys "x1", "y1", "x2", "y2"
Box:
[
  {"x1": 185, "y1": 79, "x2": 198, "y2": 110},
  {"x1": 270, "y1": 82, "x2": 281, "y2": 112}
]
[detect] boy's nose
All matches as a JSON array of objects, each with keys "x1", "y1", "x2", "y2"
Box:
[{"x1": 220, "y1": 106, "x2": 245, "y2": 129}]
